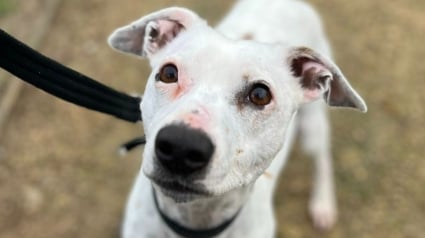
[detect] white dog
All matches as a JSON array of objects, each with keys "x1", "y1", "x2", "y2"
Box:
[{"x1": 108, "y1": 0, "x2": 367, "y2": 237}]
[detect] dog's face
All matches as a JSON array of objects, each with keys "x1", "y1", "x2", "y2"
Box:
[
  {"x1": 108, "y1": 8, "x2": 366, "y2": 202},
  {"x1": 141, "y1": 35, "x2": 300, "y2": 201}
]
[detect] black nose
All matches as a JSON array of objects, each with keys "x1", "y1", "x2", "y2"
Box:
[{"x1": 155, "y1": 124, "x2": 215, "y2": 175}]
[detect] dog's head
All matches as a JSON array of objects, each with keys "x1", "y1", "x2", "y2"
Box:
[{"x1": 108, "y1": 8, "x2": 367, "y2": 202}]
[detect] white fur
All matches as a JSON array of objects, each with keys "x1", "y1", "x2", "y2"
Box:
[{"x1": 108, "y1": 0, "x2": 367, "y2": 237}]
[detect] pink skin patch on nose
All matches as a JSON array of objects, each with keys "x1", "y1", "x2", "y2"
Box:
[{"x1": 181, "y1": 107, "x2": 210, "y2": 131}]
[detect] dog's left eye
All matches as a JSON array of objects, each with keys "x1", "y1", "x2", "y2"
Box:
[
  {"x1": 248, "y1": 83, "x2": 272, "y2": 106},
  {"x1": 156, "y1": 64, "x2": 178, "y2": 83}
]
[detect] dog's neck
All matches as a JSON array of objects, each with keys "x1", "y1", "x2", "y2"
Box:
[{"x1": 154, "y1": 185, "x2": 252, "y2": 230}]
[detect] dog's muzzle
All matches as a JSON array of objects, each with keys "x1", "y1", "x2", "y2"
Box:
[{"x1": 155, "y1": 124, "x2": 215, "y2": 175}]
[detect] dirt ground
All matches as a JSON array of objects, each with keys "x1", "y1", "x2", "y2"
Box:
[{"x1": 0, "y1": 0, "x2": 424, "y2": 237}]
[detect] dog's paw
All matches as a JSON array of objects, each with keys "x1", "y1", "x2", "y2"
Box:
[{"x1": 309, "y1": 198, "x2": 337, "y2": 230}]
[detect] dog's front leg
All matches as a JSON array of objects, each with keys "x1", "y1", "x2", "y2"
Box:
[{"x1": 298, "y1": 101, "x2": 337, "y2": 230}]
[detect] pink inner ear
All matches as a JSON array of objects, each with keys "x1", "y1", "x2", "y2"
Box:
[
  {"x1": 144, "y1": 19, "x2": 185, "y2": 55},
  {"x1": 156, "y1": 20, "x2": 181, "y2": 38},
  {"x1": 291, "y1": 56, "x2": 326, "y2": 77},
  {"x1": 295, "y1": 59, "x2": 333, "y2": 103},
  {"x1": 152, "y1": 19, "x2": 184, "y2": 45},
  {"x1": 302, "y1": 61, "x2": 327, "y2": 74}
]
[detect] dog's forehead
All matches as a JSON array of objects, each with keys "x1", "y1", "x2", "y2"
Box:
[
  {"x1": 153, "y1": 27, "x2": 287, "y2": 83},
  {"x1": 157, "y1": 28, "x2": 279, "y2": 62}
]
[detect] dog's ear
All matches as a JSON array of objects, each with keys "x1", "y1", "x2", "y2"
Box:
[
  {"x1": 108, "y1": 7, "x2": 204, "y2": 57},
  {"x1": 288, "y1": 47, "x2": 367, "y2": 112}
]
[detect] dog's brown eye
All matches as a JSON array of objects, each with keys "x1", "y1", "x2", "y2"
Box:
[
  {"x1": 157, "y1": 64, "x2": 178, "y2": 83},
  {"x1": 248, "y1": 84, "x2": 272, "y2": 106}
]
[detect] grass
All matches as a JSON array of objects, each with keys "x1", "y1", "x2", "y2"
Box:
[{"x1": 0, "y1": 0, "x2": 16, "y2": 17}]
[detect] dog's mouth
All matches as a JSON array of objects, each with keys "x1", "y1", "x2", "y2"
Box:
[
  {"x1": 154, "y1": 180, "x2": 202, "y2": 194},
  {"x1": 151, "y1": 178, "x2": 210, "y2": 201}
]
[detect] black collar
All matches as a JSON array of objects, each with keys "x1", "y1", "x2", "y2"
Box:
[{"x1": 152, "y1": 187, "x2": 241, "y2": 238}]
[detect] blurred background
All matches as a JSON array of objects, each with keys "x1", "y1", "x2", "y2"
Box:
[{"x1": 0, "y1": 0, "x2": 423, "y2": 237}]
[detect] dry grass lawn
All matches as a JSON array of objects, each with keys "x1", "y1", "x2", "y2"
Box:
[{"x1": 0, "y1": 0, "x2": 424, "y2": 237}]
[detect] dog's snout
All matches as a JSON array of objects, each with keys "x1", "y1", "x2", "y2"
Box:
[{"x1": 155, "y1": 124, "x2": 215, "y2": 175}]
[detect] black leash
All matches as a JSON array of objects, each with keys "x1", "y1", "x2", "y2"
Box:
[
  {"x1": 152, "y1": 186, "x2": 241, "y2": 238},
  {"x1": 119, "y1": 136, "x2": 147, "y2": 155},
  {"x1": 0, "y1": 29, "x2": 142, "y2": 123}
]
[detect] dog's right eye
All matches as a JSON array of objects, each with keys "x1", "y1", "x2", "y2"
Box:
[
  {"x1": 248, "y1": 83, "x2": 272, "y2": 106},
  {"x1": 156, "y1": 64, "x2": 178, "y2": 83}
]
